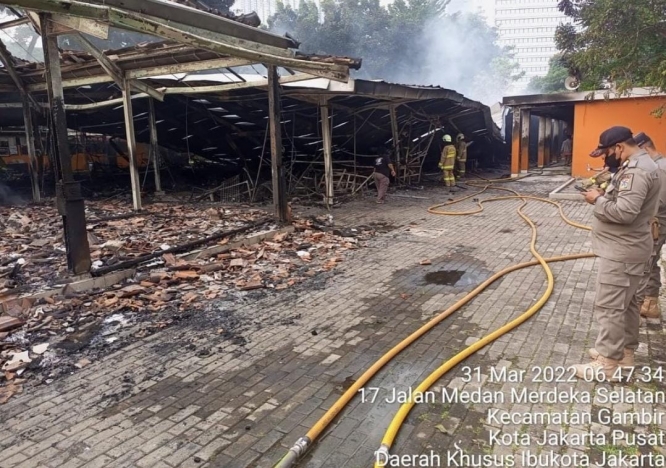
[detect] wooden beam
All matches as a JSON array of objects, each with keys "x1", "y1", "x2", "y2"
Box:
[
  {"x1": 75, "y1": 33, "x2": 164, "y2": 101},
  {"x1": 320, "y1": 98, "x2": 334, "y2": 207},
  {"x1": 267, "y1": 65, "x2": 287, "y2": 222},
  {"x1": 42, "y1": 13, "x2": 91, "y2": 275},
  {"x1": 121, "y1": 79, "x2": 142, "y2": 211},
  {"x1": 148, "y1": 98, "x2": 163, "y2": 194},
  {"x1": 21, "y1": 96, "x2": 41, "y2": 202}
]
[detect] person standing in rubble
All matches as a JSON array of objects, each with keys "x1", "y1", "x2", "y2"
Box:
[
  {"x1": 373, "y1": 147, "x2": 396, "y2": 204},
  {"x1": 455, "y1": 133, "x2": 468, "y2": 182},
  {"x1": 561, "y1": 133, "x2": 573, "y2": 165},
  {"x1": 633, "y1": 132, "x2": 666, "y2": 320},
  {"x1": 576, "y1": 126, "x2": 660, "y2": 382},
  {"x1": 439, "y1": 134, "x2": 457, "y2": 192}
]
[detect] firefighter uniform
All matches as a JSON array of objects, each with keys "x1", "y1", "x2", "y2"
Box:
[
  {"x1": 575, "y1": 127, "x2": 660, "y2": 382},
  {"x1": 456, "y1": 134, "x2": 468, "y2": 179},
  {"x1": 582, "y1": 169, "x2": 613, "y2": 192},
  {"x1": 636, "y1": 153, "x2": 666, "y2": 318},
  {"x1": 440, "y1": 138, "x2": 457, "y2": 188}
]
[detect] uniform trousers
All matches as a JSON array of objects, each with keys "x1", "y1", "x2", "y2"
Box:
[
  {"x1": 374, "y1": 172, "x2": 390, "y2": 201},
  {"x1": 457, "y1": 159, "x2": 467, "y2": 178},
  {"x1": 594, "y1": 257, "x2": 647, "y2": 360},
  {"x1": 442, "y1": 156, "x2": 456, "y2": 187},
  {"x1": 636, "y1": 233, "x2": 666, "y2": 300}
]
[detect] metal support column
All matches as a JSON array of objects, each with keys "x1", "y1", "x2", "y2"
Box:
[
  {"x1": 121, "y1": 80, "x2": 142, "y2": 210},
  {"x1": 320, "y1": 99, "x2": 334, "y2": 207},
  {"x1": 552, "y1": 120, "x2": 560, "y2": 161},
  {"x1": 267, "y1": 65, "x2": 288, "y2": 221},
  {"x1": 537, "y1": 116, "x2": 546, "y2": 168},
  {"x1": 148, "y1": 98, "x2": 163, "y2": 194},
  {"x1": 544, "y1": 119, "x2": 552, "y2": 166},
  {"x1": 389, "y1": 104, "x2": 400, "y2": 179},
  {"x1": 510, "y1": 109, "x2": 521, "y2": 177},
  {"x1": 21, "y1": 96, "x2": 40, "y2": 202},
  {"x1": 520, "y1": 108, "x2": 530, "y2": 173},
  {"x1": 41, "y1": 14, "x2": 91, "y2": 274}
]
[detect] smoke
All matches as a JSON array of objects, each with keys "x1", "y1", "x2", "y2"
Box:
[
  {"x1": 0, "y1": 183, "x2": 25, "y2": 206},
  {"x1": 389, "y1": 12, "x2": 520, "y2": 105},
  {"x1": 269, "y1": 2, "x2": 520, "y2": 106}
]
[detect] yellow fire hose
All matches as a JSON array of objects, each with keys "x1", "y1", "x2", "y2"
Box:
[
  {"x1": 275, "y1": 178, "x2": 593, "y2": 468},
  {"x1": 374, "y1": 180, "x2": 592, "y2": 466}
]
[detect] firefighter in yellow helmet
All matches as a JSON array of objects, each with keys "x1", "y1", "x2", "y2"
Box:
[
  {"x1": 455, "y1": 133, "x2": 468, "y2": 180},
  {"x1": 439, "y1": 134, "x2": 457, "y2": 191}
]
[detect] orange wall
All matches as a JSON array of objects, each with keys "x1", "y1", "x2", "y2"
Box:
[{"x1": 572, "y1": 97, "x2": 666, "y2": 177}]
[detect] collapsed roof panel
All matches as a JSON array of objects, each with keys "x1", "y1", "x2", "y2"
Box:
[{"x1": 46, "y1": 75, "x2": 503, "y2": 170}]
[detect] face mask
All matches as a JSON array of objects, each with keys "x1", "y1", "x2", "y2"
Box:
[{"x1": 605, "y1": 152, "x2": 621, "y2": 171}]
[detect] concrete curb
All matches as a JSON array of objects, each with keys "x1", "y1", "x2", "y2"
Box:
[{"x1": 548, "y1": 177, "x2": 585, "y2": 201}]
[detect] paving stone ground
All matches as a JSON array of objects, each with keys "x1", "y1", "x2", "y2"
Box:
[{"x1": 2, "y1": 176, "x2": 666, "y2": 468}]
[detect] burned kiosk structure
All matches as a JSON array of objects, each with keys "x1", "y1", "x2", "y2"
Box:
[
  {"x1": 0, "y1": 0, "x2": 503, "y2": 278},
  {"x1": 0, "y1": 0, "x2": 358, "y2": 276}
]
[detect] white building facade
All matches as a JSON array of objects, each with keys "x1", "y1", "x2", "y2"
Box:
[
  {"x1": 494, "y1": 0, "x2": 571, "y2": 91},
  {"x1": 233, "y1": 0, "x2": 303, "y2": 22}
]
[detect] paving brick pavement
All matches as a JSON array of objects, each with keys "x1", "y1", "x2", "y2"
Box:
[{"x1": 2, "y1": 177, "x2": 666, "y2": 468}]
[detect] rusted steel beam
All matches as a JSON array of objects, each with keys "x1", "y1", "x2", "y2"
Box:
[
  {"x1": 520, "y1": 109, "x2": 530, "y2": 173},
  {"x1": 320, "y1": 98, "x2": 334, "y2": 207},
  {"x1": 121, "y1": 79, "x2": 142, "y2": 211},
  {"x1": 21, "y1": 97, "x2": 41, "y2": 202},
  {"x1": 538, "y1": 116, "x2": 546, "y2": 168},
  {"x1": 267, "y1": 65, "x2": 288, "y2": 222},
  {"x1": 2, "y1": 0, "x2": 351, "y2": 81},
  {"x1": 42, "y1": 13, "x2": 91, "y2": 275},
  {"x1": 148, "y1": 98, "x2": 163, "y2": 194},
  {"x1": 74, "y1": 33, "x2": 165, "y2": 101},
  {"x1": 510, "y1": 109, "x2": 521, "y2": 177},
  {"x1": 26, "y1": 57, "x2": 254, "y2": 92},
  {"x1": 0, "y1": 16, "x2": 31, "y2": 29}
]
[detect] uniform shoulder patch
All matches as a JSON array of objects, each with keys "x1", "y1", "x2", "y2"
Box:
[{"x1": 619, "y1": 174, "x2": 634, "y2": 191}]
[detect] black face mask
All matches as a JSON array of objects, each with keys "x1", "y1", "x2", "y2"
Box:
[{"x1": 605, "y1": 153, "x2": 621, "y2": 172}]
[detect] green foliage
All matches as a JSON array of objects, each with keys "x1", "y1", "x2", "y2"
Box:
[
  {"x1": 269, "y1": 0, "x2": 522, "y2": 103},
  {"x1": 556, "y1": 0, "x2": 666, "y2": 92},
  {"x1": 527, "y1": 55, "x2": 569, "y2": 93}
]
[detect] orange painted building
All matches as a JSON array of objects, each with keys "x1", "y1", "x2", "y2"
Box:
[{"x1": 503, "y1": 89, "x2": 666, "y2": 178}]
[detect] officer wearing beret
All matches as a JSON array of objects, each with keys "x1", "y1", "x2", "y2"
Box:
[{"x1": 576, "y1": 126, "x2": 661, "y2": 382}]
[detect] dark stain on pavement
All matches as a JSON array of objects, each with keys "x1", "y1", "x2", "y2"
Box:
[{"x1": 424, "y1": 270, "x2": 465, "y2": 286}]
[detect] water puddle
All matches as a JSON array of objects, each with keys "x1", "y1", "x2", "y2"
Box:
[{"x1": 424, "y1": 270, "x2": 465, "y2": 286}]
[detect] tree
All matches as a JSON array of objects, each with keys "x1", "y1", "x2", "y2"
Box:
[
  {"x1": 527, "y1": 55, "x2": 569, "y2": 94},
  {"x1": 556, "y1": 0, "x2": 666, "y2": 93},
  {"x1": 268, "y1": 0, "x2": 522, "y2": 104}
]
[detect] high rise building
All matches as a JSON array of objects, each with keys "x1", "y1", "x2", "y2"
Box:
[
  {"x1": 232, "y1": 0, "x2": 303, "y2": 22},
  {"x1": 494, "y1": 0, "x2": 571, "y2": 92}
]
